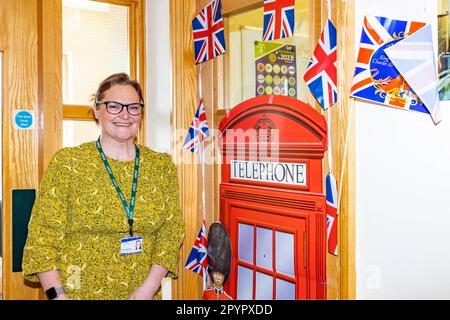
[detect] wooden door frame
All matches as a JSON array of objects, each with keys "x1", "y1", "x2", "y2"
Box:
[
  {"x1": 169, "y1": 0, "x2": 201, "y2": 300},
  {"x1": 170, "y1": 0, "x2": 356, "y2": 300},
  {"x1": 335, "y1": 0, "x2": 356, "y2": 300},
  {"x1": 0, "y1": 48, "x2": 5, "y2": 302}
]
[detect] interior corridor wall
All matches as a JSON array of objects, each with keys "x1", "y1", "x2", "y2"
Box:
[
  {"x1": 146, "y1": 0, "x2": 172, "y2": 152},
  {"x1": 355, "y1": 0, "x2": 450, "y2": 299},
  {"x1": 146, "y1": 0, "x2": 173, "y2": 299}
]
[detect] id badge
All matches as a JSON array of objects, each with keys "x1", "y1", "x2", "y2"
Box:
[{"x1": 120, "y1": 236, "x2": 143, "y2": 255}]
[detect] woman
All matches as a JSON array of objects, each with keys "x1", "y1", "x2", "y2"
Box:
[{"x1": 22, "y1": 73, "x2": 184, "y2": 300}]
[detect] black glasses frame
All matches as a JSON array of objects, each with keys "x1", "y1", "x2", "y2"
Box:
[{"x1": 96, "y1": 100, "x2": 145, "y2": 116}]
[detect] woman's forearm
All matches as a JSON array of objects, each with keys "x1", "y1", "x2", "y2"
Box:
[
  {"x1": 37, "y1": 270, "x2": 63, "y2": 291},
  {"x1": 142, "y1": 264, "x2": 168, "y2": 297},
  {"x1": 37, "y1": 270, "x2": 69, "y2": 299}
]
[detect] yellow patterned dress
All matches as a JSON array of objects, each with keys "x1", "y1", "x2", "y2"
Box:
[{"x1": 22, "y1": 142, "x2": 185, "y2": 300}]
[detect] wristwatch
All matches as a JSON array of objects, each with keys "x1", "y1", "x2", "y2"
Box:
[{"x1": 45, "y1": 287, "x2": 65, "y2": 300}]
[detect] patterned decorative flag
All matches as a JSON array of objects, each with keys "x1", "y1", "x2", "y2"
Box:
[
  {"x1": 385, "y1": 25, "x2": 441, "y2": 124},
  {"x1": 192, "y1": 0, "x2": 226, "y2": 64},
  {"x1": 262, "y1": 0, "x2": 295, "y2": 41},
  {"x1": 183, "y1": 99, "x2": 210, "y2": 154},
  {"x1": 303, "y1": 19, "x2": 337, "y2": 110},
  {"x1": 351, "y1": 16, "x2": 428, "y2": 114},
  {"x1": 326, "y1": 172, "x2": 338, "y2": 256},
  {"x1": 185, "y1": 219, "x2": 209, "y2": 283}
]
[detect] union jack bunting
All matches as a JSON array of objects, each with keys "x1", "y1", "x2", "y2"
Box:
[
  {"x1": 192, "y1": 0, "x2": 226, "y2": 64},
  {"x1": 183, "y1": 99, "x2": 210, "y2": 154},
  {"x1": 303, "y1": 19, "x2": 337, "y2": 110},
  {"x1": 326, "y1": 172, "x2": 338, "y2": 256},
  {"x1": 385, "y1": 25, "x2": 441, "y2": 124},
  {"x1": 262, "y1": 0, "x2": 295, "y2": 41},
  {"x1": 351, "y1": 16, "x2": 428, "y2": 114},
  {"x1": 185, "y1": 219, "x2": 209, "y2": 283}
]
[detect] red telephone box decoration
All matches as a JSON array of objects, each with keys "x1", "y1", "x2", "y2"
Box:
[{"x1": 219, "y1": 95, "x2": 328, "y2": 300}]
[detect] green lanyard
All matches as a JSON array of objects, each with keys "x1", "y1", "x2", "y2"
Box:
[{"x1": 96, "y1": 137, "x2": 140, "y2": 237}]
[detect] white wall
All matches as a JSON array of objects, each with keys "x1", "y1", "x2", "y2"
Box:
[
  {"x1": 146, "y1": 0, "x2": 172, "y2": 153},
  {"x1": 355, "y1": 0, "x2": 450, "y2": 299},
  {"x1": 146, "y1": 0, "x2": 172, "y2": 299}
]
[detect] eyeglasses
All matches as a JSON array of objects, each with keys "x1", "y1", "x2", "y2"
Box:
[{"x1": 96, "y1": 100, "x2": 144, "y2": 116}]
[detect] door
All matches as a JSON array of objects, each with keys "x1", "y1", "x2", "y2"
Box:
[
  {"x1": 1, "y1": 0, "x2": 43, "y2": 300},
  {"x1": 0, "y1": 0, "x2": 145, "y2": 300},
  {"x1": 230, "y1": 207, "x2": 306, "y2": 300}
]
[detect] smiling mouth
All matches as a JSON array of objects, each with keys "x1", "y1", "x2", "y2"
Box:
[{"x1": 113, "y1": 122, "x2": 134, "y2": 127}]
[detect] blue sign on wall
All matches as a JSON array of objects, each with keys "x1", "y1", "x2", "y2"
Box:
[{"x1": 14, "y1": 110, "x2": 34, "y2": 129}]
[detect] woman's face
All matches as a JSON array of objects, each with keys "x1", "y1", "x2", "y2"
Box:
[{"x1": 94, "y1": 84, "x2": 142, "y2": 143}]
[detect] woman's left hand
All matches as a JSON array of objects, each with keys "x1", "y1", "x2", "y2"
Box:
[{"x1": 129, "y1": 285, "x2": 154, "y2": 300}]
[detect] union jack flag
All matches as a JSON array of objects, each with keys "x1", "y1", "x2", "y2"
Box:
[
  {"x1": 183, "y1": 99, "x2": 210, "y2": 154},
  {"x1": 192, "y1": 0, "x2": 226, "y2": 64},
  {"x1": 262, "y1": 0, "x2": 295, "y2": 41},
  {"x1": 303, "y1": 19, "x2": 337, "y2": 110},
  {"x1": 185, "y1": 219, "x2": 209, "y2": 283},
  {"x1": 326, "y1": 172, "x2": 338, "y2": 256},
  {"x1": 351, "y1": 16, "x2": 428, "y2": 114}
]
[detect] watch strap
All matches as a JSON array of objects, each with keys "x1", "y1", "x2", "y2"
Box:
[{"x1": 45, "y1": 287, "x2": 65, "y2": 300}]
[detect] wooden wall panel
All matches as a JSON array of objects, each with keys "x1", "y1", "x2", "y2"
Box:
[
  {"x1": 1, "y1": 0, "x2": 66, "y2": 300},
  {"x1": 1, "y1": 0, "x2": 41, "y2": 300},
  {"x1": 136, "y1": 0, "x2": 147, "y2": 146},
  {"x1": 0, "y1": 0, "x2": 7, "y2": 299},
  {"x1": 170, "y1": 0, "x2": 202, "y2": 300}
]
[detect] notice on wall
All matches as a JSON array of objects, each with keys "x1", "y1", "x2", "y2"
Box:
[
  {"x1": 254, "y1": 41, "x2": 297, "y2": 98},
  {"x1": 13, "y1": 110, "x2": 35, "y2": 130}
]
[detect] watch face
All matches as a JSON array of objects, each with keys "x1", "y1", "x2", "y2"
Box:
[{"x1": 46, "y1": 287, "x2": 58, "y2": 300}]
